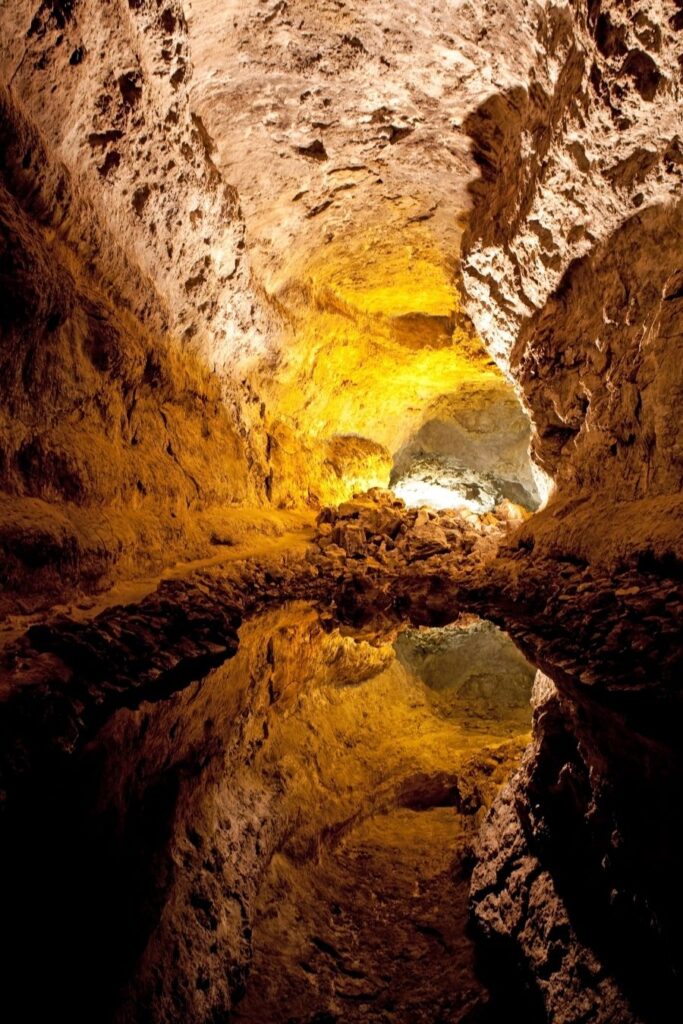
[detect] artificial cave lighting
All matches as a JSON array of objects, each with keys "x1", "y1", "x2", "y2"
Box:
[
  {"x1": 261, "y1": 220, "x2": 543, "y2": 509},
  {"x1": 393, "y1": 476, "x2": 491, "y2": 513}
]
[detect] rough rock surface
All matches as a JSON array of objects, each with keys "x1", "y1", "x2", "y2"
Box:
[
  {"x1": 0, "y1": 0, "x2": 546, "y2": 603},
  {"x1": 185, "y1": 0, "x2": 552, "y2": 291},
  {"x1": 1, "y1": 2, "x2": 682, "y2": 1023},
  {"x1": 463, "y1": 545, "x2": 683, "y2": 1024},
  {"x1": 391, "y1": 378, "x2": 542, "y2": 510},
  {"x1": 0, "y1": 0, "x2": 276, "y2": 605},
  {"x1": 313, "y1": 487, "x2": 525, "y2": 571},
  {"x1": 462, "y1": 0, "x2": 683, "y2": 520},
  {"x1": 457, "y1": 6, "x2": 683, "y2": 1019},
  {"x1": 184, "y1": 0, "x2": 555, "y2": 510},
  {"x1": 2, "y1": 1, "x2": 681, "y2": 580}
]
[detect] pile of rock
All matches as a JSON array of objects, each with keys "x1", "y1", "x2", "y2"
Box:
[{"x1": 313, "y1": 488, "x2": 525, "y2": 569}]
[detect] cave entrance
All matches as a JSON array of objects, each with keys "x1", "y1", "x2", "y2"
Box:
[{"x1": 389, "y1": 379, "x2": 542, "y2": 514}]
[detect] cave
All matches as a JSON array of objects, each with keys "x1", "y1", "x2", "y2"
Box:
[{"x1": 0, "y1": 2, "x2": 682, "y2": 1023}]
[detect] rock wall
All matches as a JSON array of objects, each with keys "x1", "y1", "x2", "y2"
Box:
[
  {"x1": 0, "y1": 0, "x2": 543, "y2": 605},
  {"x1": 0, "y1": 1, "x2": 275, "y2": 607},
  {"x1": 471, "y1": 665, "x2": 683, "y2": 1024},
  {"x1": 461, "y1": 4, "x2": 683, "y2": 1019},
  {"x1": 5, "y1": 1, "x2": 678, "y2": 593},
  {"x1": 0, "y1": 0, "x2": 265, "y2": 365},
  {"x1": 462, "y1": 0, "x2": 683, "y2": 521}
]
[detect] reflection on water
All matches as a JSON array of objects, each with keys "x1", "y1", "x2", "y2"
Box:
[
  {"x1": 394, "y1": 617, "x2": 535, "y2": 718},
  {"x1": 27, "y1": 602, "x2": 536, "y2": 1023},
  {"x1": 231, "y1": 609, "x2": 535, "y2": 1024}
]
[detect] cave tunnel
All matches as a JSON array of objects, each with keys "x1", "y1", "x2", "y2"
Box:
[{"x1": 1, "y1": 3, "x2": 682, "y2": 1024}]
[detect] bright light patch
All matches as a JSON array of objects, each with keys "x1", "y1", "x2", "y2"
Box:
[
  {"x1": 392, "y1": 456, "x2": 503, "y2": 514},
  {"x1": 393, "y1": 476, "x2": 491, "y2": 514},
  {"x1": 258, "y1": 217, "x2": 525, "y2": 507}
]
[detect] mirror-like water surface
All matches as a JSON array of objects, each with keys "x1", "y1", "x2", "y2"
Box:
[{"x1": 19, "y1": 602, "x2": 536, "y2": 1023}]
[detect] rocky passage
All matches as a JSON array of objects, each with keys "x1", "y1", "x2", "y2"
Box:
[
  {"x1": 1, "y1": 1, "x2": 682, "y2": 1023},
  {"x1": 2, "y1": 490, "x2": 681, "y2": 1021},
  {"x1": 0, "y1": 491, "x2": 520, "y2": 818}
]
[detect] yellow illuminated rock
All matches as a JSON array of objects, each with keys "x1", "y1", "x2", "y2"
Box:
[
  {"x1": 89, "y1": 602, "x2": 533, "y2": 1023},
  {"x1": 259, "y1": 221, "x2": 509, "y2": 506}
]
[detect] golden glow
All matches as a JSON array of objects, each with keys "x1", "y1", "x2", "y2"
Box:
[
  {"x1": 320, "y1": 229, "x2": 457, "y2": 318},
  {"x1": 220, "y1": 603, "x2": 533, "y2": 1019},
  {"x1": 258, "y1": 219, "x2": 510, "y2": 506}
]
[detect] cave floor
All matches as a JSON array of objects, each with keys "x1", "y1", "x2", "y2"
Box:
[
  {"x1": 0, "y1": 507, "x2": 316, "y2": 649},
  {"x1": 2, "y1": 492, "x2": 680, "y2": 1022}
]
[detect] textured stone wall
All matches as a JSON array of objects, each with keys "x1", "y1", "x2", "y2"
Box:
[
  {"x1": 462, "y1": 0, "x2": 683, "y2": 513},
  {"x1": 0, "y1": 1, "x2": 274, "y2": 605},
  {"x1": 0, "y1": 0, "x2": 551, "y2": 603},
  {"x1": 461, "y1": 5, "x2": 683, "y2": 1019},
  {"x1": 0, "y1": 0, "x2": 265, "y2": 364}
]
